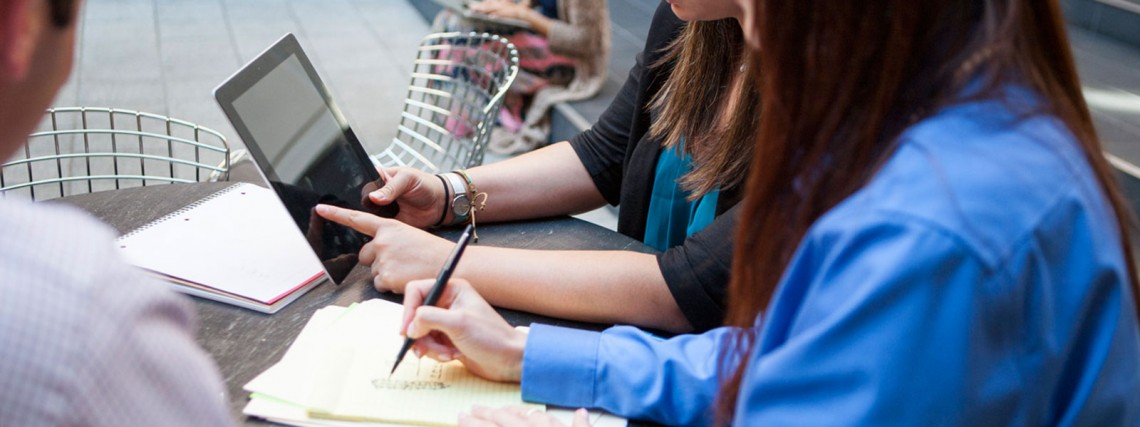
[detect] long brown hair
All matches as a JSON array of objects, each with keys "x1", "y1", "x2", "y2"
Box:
[
  {"x1": 716, "y1": 0, "x2": 1139, "y2": 422},
  {"x1": 648, "y1": 19, "x2": 761, "y2": 198}
]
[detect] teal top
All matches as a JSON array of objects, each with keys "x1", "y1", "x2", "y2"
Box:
[{"x1": 643, "y1": 139, "x2": 720, "y2": 252}]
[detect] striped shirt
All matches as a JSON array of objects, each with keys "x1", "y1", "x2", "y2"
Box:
[{"x1": 0, "y1": 197, "x2": 235, "y2": 426}]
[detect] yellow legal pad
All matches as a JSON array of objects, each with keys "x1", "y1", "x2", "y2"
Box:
[{"x1": 243, "y1": 299, "x2": 541, "y2": 427}]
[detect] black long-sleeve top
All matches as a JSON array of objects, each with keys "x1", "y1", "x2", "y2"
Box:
[{"x1": 568, "y1": 1, "x2": 740, "y2": 332}]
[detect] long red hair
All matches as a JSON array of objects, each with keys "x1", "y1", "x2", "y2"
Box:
[{"x1": 717, "y1": 0, "x2": 1139, "y2": 422}]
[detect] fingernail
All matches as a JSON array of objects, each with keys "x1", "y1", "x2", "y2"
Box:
[
  {"x1": 315, "y1": 204, "x2": 330, "y2": 214},
  {"x1": 439, "y1": 352, "x2": 452, "y2": 362},
  {"x1": 370, "y1": 189, "x2": 387, "y2": 201},
  {"x1": 405, "y1": 323, "x2": 417, "y2": 337},
  {"x1": 413, "y1": 347, "x2": 423, "y2": 358}
]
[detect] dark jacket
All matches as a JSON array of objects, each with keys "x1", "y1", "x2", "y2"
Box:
[{"x1": 568, "y1": 1, "x2": 740, "y2": 331}]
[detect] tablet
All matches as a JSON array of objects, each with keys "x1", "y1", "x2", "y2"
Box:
[{"x1": 214, "y1": 33, "x2": 397, "y2": 284}]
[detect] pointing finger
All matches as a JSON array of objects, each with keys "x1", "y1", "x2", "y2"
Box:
[{"x1": 314, "y1": 204, "x2": 385, "y2": 236}]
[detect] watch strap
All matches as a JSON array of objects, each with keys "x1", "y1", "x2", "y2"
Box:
[
  {"x1": 442, "y1": 172, "x2": 470, "y2": 224},
  {"x1": 433, "y1": 174, "x2": 451, "y2": 227}
]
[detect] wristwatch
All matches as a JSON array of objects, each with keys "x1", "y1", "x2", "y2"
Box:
[{"x1": 442, "y1": 172, "x2": 471, "y2": 225}]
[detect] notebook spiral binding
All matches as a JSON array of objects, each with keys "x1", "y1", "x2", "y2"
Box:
[{"x1": 116, "y1": 183, "x2": 247, "y2": 241}]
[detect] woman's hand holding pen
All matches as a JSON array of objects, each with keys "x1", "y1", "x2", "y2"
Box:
[
  {"x1": 402, "y1": 278, "x2": 527, "y2": 383},
  {"x1": 315, "y1": 204, "x2": 453, "y2": 293},
  {"x1": 318, "y1": 207, "x2": 592, "y2": 426},
  {"x1": 404, "y1": 280, "x2": 593, "y2": 426}
]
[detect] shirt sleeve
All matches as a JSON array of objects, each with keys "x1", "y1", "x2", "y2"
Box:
[
  {"x1": 657, "y1": 203, "x2": 739, "y2": 332},
  {"x1": 71, "y1": 260, "x2": 235, "y2": 427},
  {"x1": 568, "y1": 46, "x2": 644, "y2": 206},
  {"x1": 522, "y1": 323, "x2": 734, "y2": 427}
]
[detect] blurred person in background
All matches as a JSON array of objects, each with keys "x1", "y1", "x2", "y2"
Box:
[{"x1": 434, "y1": 0, "x2": 610, "y2": 154}]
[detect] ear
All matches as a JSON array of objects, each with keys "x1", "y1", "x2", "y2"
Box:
[{"x1": 0, "y1": 0, "x2": 41, "y2": 81}]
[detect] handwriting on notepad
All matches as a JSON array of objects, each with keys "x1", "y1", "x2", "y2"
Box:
[
  {"x1": 297, "y1": 301, "x2": 543, "y2": 425},
  {"x1": 366, "y1": 357, "x2": 451, "y2": 390},
  {"x1": 371, "y1": 378, "x2": 449, "y2": 390},
  {"x1": 418, "y1": 360, "x2": 443, "y2": 379}
]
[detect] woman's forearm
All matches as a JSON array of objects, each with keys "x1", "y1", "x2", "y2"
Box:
[
  {"x1": 454, "y1": 246, "x2": 694, "y2": 333},
  {"x1": 465, "y1": 141, "x2": 607, "y2": 223}
]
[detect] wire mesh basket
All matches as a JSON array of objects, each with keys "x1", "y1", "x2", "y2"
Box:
[
  {"x1": 371, "y1": 32, "x2": 519, "y2": 173},
  {"x1": 0, "y1": 107, "x2": 230, "y2": 201}
]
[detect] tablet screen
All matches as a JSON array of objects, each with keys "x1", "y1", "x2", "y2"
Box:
[{"x1": 216, "y1": 34, "x2": 396, "y2": 284}]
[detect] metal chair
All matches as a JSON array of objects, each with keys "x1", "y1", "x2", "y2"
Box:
[
  {"x1": 0, "y1": 107, "x2": 230, "y2": 201},
  {"x1": 371, "y1": 32, "x2": 519, "y2": 173}
]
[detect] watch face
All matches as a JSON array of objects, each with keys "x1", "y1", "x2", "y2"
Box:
[{"x1": 452, "y1": 195, "x2": 472, "y2": 216}]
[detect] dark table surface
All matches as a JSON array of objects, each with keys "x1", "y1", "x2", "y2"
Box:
[{"x1": 56, "y1": 182, "x2": 656, "y2": 425}]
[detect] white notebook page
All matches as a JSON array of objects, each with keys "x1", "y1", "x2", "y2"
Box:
[{"x1": 116, "y1": 183, "x2": 325, "y2": 304}]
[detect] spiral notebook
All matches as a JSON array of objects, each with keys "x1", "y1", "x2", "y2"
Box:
[{"x1": 116, "y1": 182, "x2": 327, "y2": 313}]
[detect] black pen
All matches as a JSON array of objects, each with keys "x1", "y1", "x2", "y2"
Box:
[{"x1": 389, "y1": 223, "x2": 474, "y2": 377}]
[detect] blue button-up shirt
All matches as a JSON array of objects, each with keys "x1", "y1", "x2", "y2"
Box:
[{"x1": 520, "y1": 96, "x2": 1140, "y2": 426}]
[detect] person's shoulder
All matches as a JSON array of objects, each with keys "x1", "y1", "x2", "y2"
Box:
[
  {"x1": 0, "y1": 196, "x2": 114, "y2": 231},
  {"x1": 646, "y1": 1, "x2": 684, "y2": 51},
  {"x1": 0, "y1": 198, "x2": 176, "y2": 308},
  {"x1": 0, "y1": 195, "x2": 193, "y2": 329},
  {"x1": 0, "y1": 198, "x2": 120, "y2": 274},
  {"x1": 827, "y1": 95, "x2": 1110, "y2": 267}
]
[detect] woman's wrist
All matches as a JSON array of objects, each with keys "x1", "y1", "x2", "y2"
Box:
[{"x1": 505, "y1": 326, "x2": 529, "y2": 382}]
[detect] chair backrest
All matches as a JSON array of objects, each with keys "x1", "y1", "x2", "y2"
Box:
[
  {"x1": 0, "y1": 107, "x2": 230, "y2": 201},
  {"x1": 372, "y1": 32, "x2": 519, "y2": 173}
]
